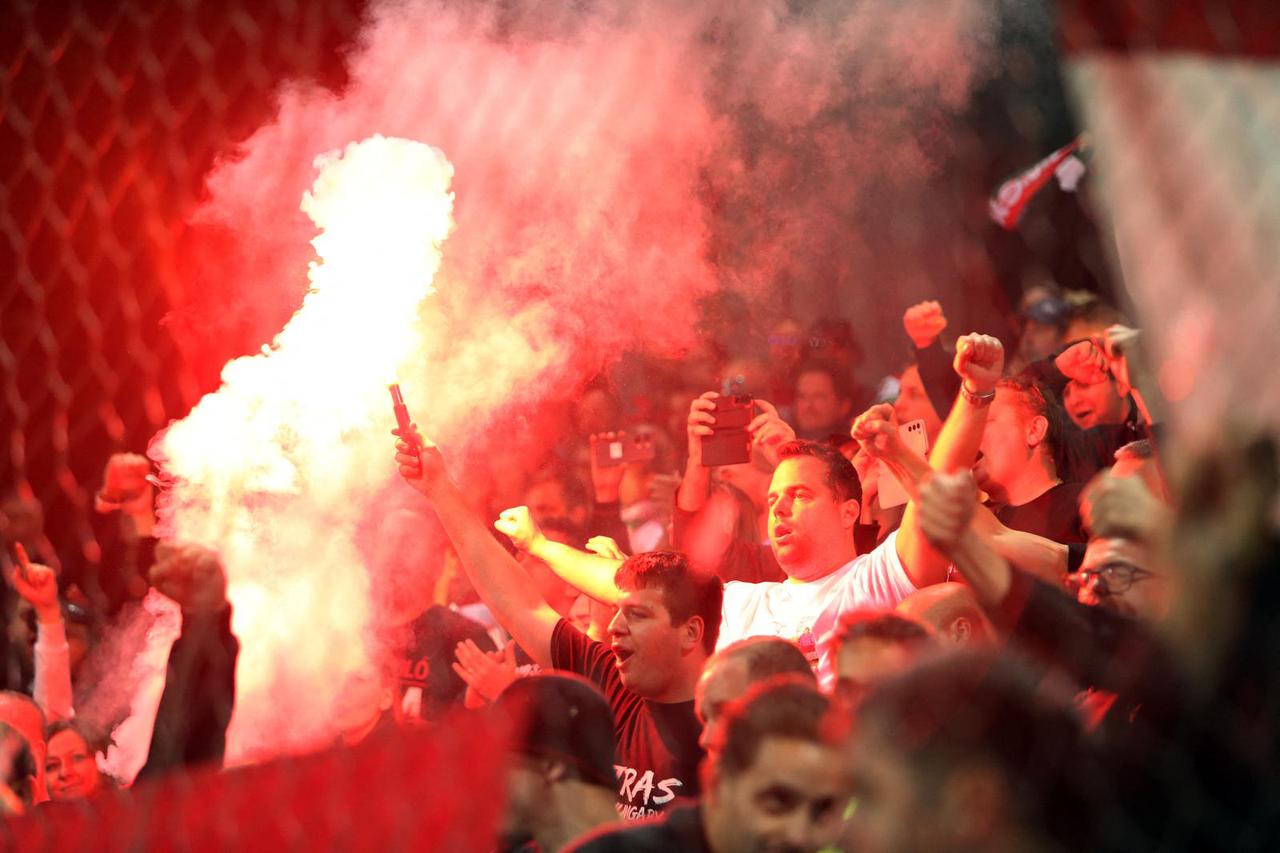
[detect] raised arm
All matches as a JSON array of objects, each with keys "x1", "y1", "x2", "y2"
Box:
[
  {"x1": 10, "y1": 544, "x2": 73, "y2": 723},
  {"x1": 850, "y1": 405, "x2": 949, "y2": 588},
  {"x1": 915, "y1": 471, "x2": 1014, "y2": 607},
  {"x1": 495, "y1": 505, "x2": 624, "y2": 606},
  {"x1": 395, "y1": 430, "x2": 561, "y2": 667},
  {"x1": 928, "y1": 334, "x2": 1005, "y2": 473}
]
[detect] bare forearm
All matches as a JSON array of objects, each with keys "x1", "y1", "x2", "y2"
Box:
[
  {"x1": 425, "y1": 479, "x2": 557, "y2": 664},
  {"x1": 677, "y1": 459, "x2": 712, "y2": 513},
  {"x1": 929, "y1": 395, "x2": 988, "y2": 473},
  {"x1": 528, "y1": 539, "x2": 623, "y2": 605},
  {"x1": 948, "y1": 528, "x2": 1013, "y2": 607},
  {"x1": 970, "y1": 504, "x2": 1068, "y2": 585}
]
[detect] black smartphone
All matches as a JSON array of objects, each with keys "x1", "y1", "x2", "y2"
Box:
[
  {"x1": 700, "y1": 396, "x2": 754, "y2": 467},
  {"x1": 593, "y1": 434, "x2": 657, "y2": 469}
]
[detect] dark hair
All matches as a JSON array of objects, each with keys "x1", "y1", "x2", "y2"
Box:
[
  {"x1": 793, "y1": 359, "x2": 854, "y2": 403},
  {"x1": 830, "y1": 610, "x2": 932, "y2": 657},
  {"x1": 999, "y1": 374, "x2": 1071, "y2": 479},
  {"x1": 525, "y1": 468, "x2": 591, "y2": 514},
  {"x1": 776, "y1": 440, "x2": 863, "y2": 505},
  {"x1": 858, "y1": 653, "x2": 1095, "y2": 847},
  {"x1": 0, "y1": 722, "x2": 35, "y2": 806},
  {"x1": 710, "y1": 678, "x2": 846, "y2": 780},
  {"x1": 614, "y1": 552, "x2": 723, "y2": 654},
  {"x1": 718, "y1": 636, "x2": 816, "y2": 685},
  {"x1": 44, "y1": 719, "x2": 109, "y2": 755},
  {"x1": 538, "y1": 517, "x2": 588, "y2": 551}
]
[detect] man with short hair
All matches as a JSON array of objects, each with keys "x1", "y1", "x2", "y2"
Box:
[
  {"x1": 396, "y1": 433, "x2": 720, "y2": 819},
  {"x1": 492, "y1": 674, "x2": 621, "y2": 852},
  {"x1": 828, "y1": 611, "x2": 934, "y2": 703},
  {"x1": 972, "y1": 375, "x2": 1086, "y2": 545},
  {"x1": 792, "y1": 360, "x2": 856, "y2": 443},
  {"x1": 695, "y1": 636, "x2": 813, "y2": 747},
  {"x1": 569, "y1": 679, "x2": 851, "y2": 853}
]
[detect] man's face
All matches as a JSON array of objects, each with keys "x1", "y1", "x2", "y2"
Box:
[
  {"x1": 1063, "y1": 377, "x2": 1128, "y2": 430},
  {"x1": 973, "y1": 391, "x2": 1033, "y2": 498},
  {"x1": 523, "y1": 481, "x2": 585, "y2": 527},
  {"x1": 768, "y1": 457, "x2": 856, "y2": 580},
  {"x1": 794, "y1": 372, "x2": 849, "y2": 436},
  {"x1": 45, "y1": 729, "x2": 101, "y2": 801},
  {"x1": 608, "y1": 587, "x2": 689, "y2": 699},
  {"x1": 834, "y1": 638, "x2": 919, "y2": 705},
  {"x1": 1076, "y1": 537, "x2": 1169, "y2": 621},
  {"x1": 695, "y1": 656, "x2": 749, "y2": 748},
  {"x1": 706, "y1": 737, "x2": 849, "y2": 853},
  {"x1": 893, "y1": 366, "x2": 942, "y2": 441},
  {"x1": 500, "y1": 756, "x2": 544, "y2": 848},
  {"x1": 844, "y1": 724, "x2": 939, "y2": 853}
]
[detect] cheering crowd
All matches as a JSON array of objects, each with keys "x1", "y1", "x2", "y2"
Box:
[{"x1": 2, "y1": 289, "x2": 1278, "y2": 851}]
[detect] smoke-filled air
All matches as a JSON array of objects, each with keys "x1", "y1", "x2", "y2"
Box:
[{"x1": 149, "y1": 0, "x2": 1001, "y2": 762}]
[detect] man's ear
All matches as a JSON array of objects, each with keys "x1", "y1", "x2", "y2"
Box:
[
  {"x1": 682, "y1": 615, "x2": 706, "y2": 654},
  {"x1": 841, "y1": 498, "x2": 861, "y2": 529},
  {"x1": 1025, "y1": 415, "x2": 1049, "y2": 449},
  {"x1": 951, "y1": 617, "x2": 971, "y2": 645}
]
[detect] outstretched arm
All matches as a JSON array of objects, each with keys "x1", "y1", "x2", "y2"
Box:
[
  {"x1": 396, "y1": 430, "x2": 560, "y2": 668},
  {"x1": 10, "y1": 544, "x2": 73, "y2": 723},
  {"x1": 495, "y1": 505, "x2": 624, "y2": 606},
  {"x1": 928, "y1": 334, "x2": 1004, "y2": 473}
]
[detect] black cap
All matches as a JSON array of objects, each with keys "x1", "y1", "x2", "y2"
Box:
[{"x1": 492, "y1": 674, "x2": 617, "y2": 790}]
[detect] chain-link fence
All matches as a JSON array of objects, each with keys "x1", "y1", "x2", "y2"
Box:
[{"x1": 2, "y1": 0, "x2": 1277, "y2": 848}]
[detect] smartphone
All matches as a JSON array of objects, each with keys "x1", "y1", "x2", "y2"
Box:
[
  {"x1": 701, "y1": 396, "x2": 754, "y2": 467},
  {"x1": 389, "y1": 384, "x2": 420, "y2": 454},
  {"x1": 876, "y1": 419, "x2": 929, "y2": 509},
  {"x1": 593, "y1": 434, "x2": 657, "y2": 469}
]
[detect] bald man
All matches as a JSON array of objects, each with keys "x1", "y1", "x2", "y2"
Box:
[{"x1": 895, "y1": 583, "x2": 994, "y2": 647}]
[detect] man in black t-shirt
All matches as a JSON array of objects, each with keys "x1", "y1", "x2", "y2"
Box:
[
  {"x1": 394, "y1": 429, "x2": 722, "y2": 820},
  {"x1": 568, "y1": 679, "x2": 851, "y2": 853}
]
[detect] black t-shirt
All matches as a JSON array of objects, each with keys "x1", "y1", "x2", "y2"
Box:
[
  {"x1": 550, "y1": 620, "x2": 704, "y2": 821},
  {"x1": 392, "y1": 606, "x2": 496, "y2": 721},
  {"x1": 993, "y1": 481, "x2": 1087, "y2": 546}
]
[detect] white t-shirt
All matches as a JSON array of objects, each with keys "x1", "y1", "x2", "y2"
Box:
[{"x1": 717, "y1": 531, "x2": 917, "y2": 687}]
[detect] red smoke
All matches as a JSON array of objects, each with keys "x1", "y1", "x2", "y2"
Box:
[{"x1": 151, "y1": 0, "x2": 1004, "y2": 764}]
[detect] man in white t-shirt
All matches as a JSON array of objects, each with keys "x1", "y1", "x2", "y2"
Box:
[
  {"x1": 719, "y1": 438, "x2": 949, "y2": 685},
  {"x1": 493, "y1": 432, "x2": 949, "y2": 688}
]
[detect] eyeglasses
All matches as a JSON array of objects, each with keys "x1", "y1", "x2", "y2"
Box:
[{"x1": 1076, "y1": 561, "x2": 1156, "y2": 595}]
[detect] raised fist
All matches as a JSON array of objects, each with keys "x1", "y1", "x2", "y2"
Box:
[
  {"x1": 851, "y1": 404, "x2": 901, "y2": 458},
  {"x1": 96, "y1": 453, "x2": 153, "y2": 515},
  {"x1": 150, "y1": 541, "x2": 228, "y2": 613},
  {"x1": 953, "y1": 334, "x2": 1005, "y2": 395},
  {"x1": 1054, "y1": 339, "x2": 1110, "y2": 387},
  {"x1": 494, "y1": 506, "x2": 545, "y2": 552},
  {"x1": 903, "y1": 300, "x2": 948, "y2": 349}
]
